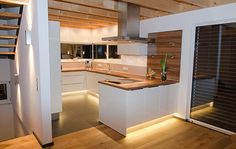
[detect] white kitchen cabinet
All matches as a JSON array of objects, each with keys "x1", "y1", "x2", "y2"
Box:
[
  {"x1": 118, "y1": 43, "x2": 148, "y2": 55},
  {"x1": 99, "y1": 83, "x2": 178, "y2": 136},
  {"x1": 86, "y1": 72, "x2": 122, "y2": 94},
  {"x1": 86, "y1": 72, "x2": 105, "y2": 94},
  {"x1": 62, "y1": 71, "x2": 86, "y2": 93},
  {"x1": 49, "y1": 21, "x2": 62, "y2": 114},
  {"x1": 99, "y1": 84, "x2": 127, "y2": 135},
  {"x1": 62, "y1": 71, "x2": 123, "y2": 94}
]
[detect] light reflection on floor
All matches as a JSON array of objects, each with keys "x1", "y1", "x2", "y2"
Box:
[
  {"x1": 0, "y1": 103, "x2": 27, "y2": 142},
  {"x1": 191, "y1": 105, "x2": 236, "y2": 132},
  {"x1": 52, "y1": 92, "x2": 100, "y2": 137}
]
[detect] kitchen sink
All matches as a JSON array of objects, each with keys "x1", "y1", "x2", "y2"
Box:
[{"x1": 105, "y1": 78, "x2": 141, "y2": 84}]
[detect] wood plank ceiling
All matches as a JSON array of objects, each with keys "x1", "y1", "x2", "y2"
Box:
[{"x1": 48, "y1": 0, "x2": 236, "y2": 29}]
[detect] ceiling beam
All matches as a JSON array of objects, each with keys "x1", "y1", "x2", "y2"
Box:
[
  {"x1": 48, "y1": 15, "x2": 113, "y2": 28},
  {"x1": 174, "y1": 0, "x2": 210, "y2": 7},
  {"x1": 52, "y1": 0, "x2": 118, "y2": 11},
  {"x1": 48, "y1": 9, "x2": 117, "y2": 23},
  {"x1": 120, "y1": 0, "x2": 200, "y2": 13},
  {"x1": 140, "y1": 7, "x2": 170, "y2": 18},
  {"x1": 60, "y1": 21, "x2": 99, "y2": 29},
  {"x1": 210, "y1": 0, "x2": 236, "y2": 6},
  {"x1": 0, "y1": 0, "x2": 28, "y2": 5},
  {"x1": 48, "y1": 0, "x2": 118, "y2": 19}
]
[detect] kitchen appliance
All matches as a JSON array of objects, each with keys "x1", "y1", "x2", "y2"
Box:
[{"x1": 102, "y1": 2, "x2": 148, "y2": 43}]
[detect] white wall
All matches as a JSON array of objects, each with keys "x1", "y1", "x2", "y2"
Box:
[
  {"x1": 140, "y1": 3, "x2": 236, "y2": 119},
  {"x1": 91, "y1": 25, "x2": 117, "y2": 43},
  {"x1": 0, "y1": 59, "x2": 10, "y2": 81},
  {"x1": 0, "y1": 104, "x2": 14, "y2": 141},
  {"x1": 60, "y1": 25, "x2": 117, "y2": 44},
  {"x1": 10, "y1": 0, "x2": 52, "y2": 145},
  {"x1": 60, "y1": 27, "x2": 92, "y2": 43}
]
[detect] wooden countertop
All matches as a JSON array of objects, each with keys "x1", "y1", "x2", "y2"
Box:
[
  {"x1": 62, "y1": 68, "x2": 179, "y2": 90},
  {"x1": 99, "y1": 79, "x2": 178, "y2": 90}
]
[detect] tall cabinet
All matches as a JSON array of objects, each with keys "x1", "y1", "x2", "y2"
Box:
[{"x1": 49, "y1": 21, "x2": 62, "y2": 115}]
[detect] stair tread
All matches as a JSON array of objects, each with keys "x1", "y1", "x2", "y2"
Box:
[
  {"x1": 0, "y1": 51, "x2": 15, "y2": 55},
  {"x1": 0, "y1": 24, "x2": 19, "y2": 30},
  {"x1": 0, "y1": 2, "x2": 21, "y2": 7},
  {"x1": 0, "y1": 44, "x2": 16, "y2": 48},
  {"x1": 0, "y1": 35, "x2": 17, "y2": 39},
  {"x1": 0, "y1": 12, "x2": 21, "y2": 19}
]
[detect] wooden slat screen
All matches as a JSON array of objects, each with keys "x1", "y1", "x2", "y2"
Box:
[
  {"x1": 191, "y1": 22, "x2": 236, "y2": 132},
  {"x1": 147, "y1": 30, "x2": 182, "y2": 81}
]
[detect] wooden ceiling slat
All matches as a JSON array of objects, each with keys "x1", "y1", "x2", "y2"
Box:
[
  {"x1": 121, "y1": 0, "x2": 200, "y2": 13},
  {"x1": 210, "y1": 0, "x2": 236, "y2": 6},
  {"x1": 174, "y1": 0, "x2": 210, "y2": 7},
  {"x1": 52, "y1": 0, "x2": 118, "y2": 11},
  {"x1": 140, "y1": 8, "x2": 170, "y2": 18},
  {"x1": 48, "y1": 9, "x2": 117, "y2": 23},
  {"x1": 48, "y1": 17, "x2": 114, "y2": 30},
  {"x1": 48, "y1": 15, "x2": 116, "y2": 27},
  {"x1": 48, "y1": 0, "x2": 118, "y2": 19},
  {"x1": 60, "y1": 23, "x2": 98, "y2": 29}
]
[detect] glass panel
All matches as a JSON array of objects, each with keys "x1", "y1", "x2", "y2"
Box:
[
  {"x1": 82, "y1": 45, "x2": 92, "y2": 59},
  {"x1": 0, "y1": 84, "x2": 7, "y2": 100},
  {"x1": 61, "y1": 44, "x2": 92, "y2": 59},
  {"x1": 108, "y1": 45, "x2": 120, "y2": 59},
  {"x1": 191, "y1": 23, "x2": 236, "y2": 132},
  {"x1": 93, "y1": 45, "x2": 107, "y2": 59}
]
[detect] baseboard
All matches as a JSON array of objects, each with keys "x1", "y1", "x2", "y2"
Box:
[
  {"x1": 42, "y1": 142, "x2": 54, "y2": 148},
  {"x1": 32, "y1": 132, "x2": 54, "y2": 148}
]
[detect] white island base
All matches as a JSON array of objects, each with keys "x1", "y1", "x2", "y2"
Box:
[{"x1": 99, "y1": 83, "x2": 178, "y2": 136}]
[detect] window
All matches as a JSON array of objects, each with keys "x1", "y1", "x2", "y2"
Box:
[
  {"x1": 82, "y1": 45, "x2": 92, "y2": 59},
  {"x1": 191, "y1": 22, "x2": 236, "y2": 132},
  {"x1": 0, "y1": 84, "x2": 7, "y2": 101},
  {"x1": 61, "y1": 44, "x2": 92, "y2": 59},
  {"x1": 108, "y1": 45, "x2": 120, "y2": 59},
  {"x1": 0, "y1": 82, "x2": 10, "y2": 104},
  {"x1": 93, "y1": 45, "x2": 107, "y2": 59},
  {"x1": 61, "y1": 43, "x2": 119, "y2": 59}
]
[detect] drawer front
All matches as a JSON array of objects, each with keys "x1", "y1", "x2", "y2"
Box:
[
  {"x1": 62, "y1": 75, "x2": 84, "y2": 85},
  {"x1": 62, "y1": 71, "x2": 85, "y2": 76},
  {"x1": 62, "y1": 84, "x2": 84, "y2": 92}
]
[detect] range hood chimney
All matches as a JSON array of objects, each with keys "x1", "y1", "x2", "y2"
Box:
[{"x1": 102, "y1": 2, "x2": 147, "y2": 43}]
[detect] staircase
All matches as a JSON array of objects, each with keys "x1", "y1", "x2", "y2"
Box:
[{"x1": 0, "y1": 2, "x2": 23, "y2": 59}]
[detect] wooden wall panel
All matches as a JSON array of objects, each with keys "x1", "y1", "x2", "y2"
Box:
[{"x1": 147, "y1": 30, "x2": 182, "y2": 81}]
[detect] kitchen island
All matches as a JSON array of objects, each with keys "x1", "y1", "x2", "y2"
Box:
[{"x1": 98, "y1": 77, "x2": 179, "y2": 136}]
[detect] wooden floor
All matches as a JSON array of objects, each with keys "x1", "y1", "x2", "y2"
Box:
[{"x1": 0, "y1": 118, "x2": 231, "y2": 149}]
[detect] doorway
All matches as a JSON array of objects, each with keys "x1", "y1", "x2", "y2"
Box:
[{"x1": 190, "y1": 22, "x2": 236, "y2": 133}]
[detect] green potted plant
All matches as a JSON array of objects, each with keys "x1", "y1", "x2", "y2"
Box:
[{"x1": 160, "y1": 53, "x2": 168, "y2": 81}]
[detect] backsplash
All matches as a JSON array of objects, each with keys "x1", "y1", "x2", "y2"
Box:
[
  {"x1": 121, "y1": 55, "x2": 147, "y2": 67},
  {"x1": 61, "y1": 61, "x2": 147, "y2": 76}
]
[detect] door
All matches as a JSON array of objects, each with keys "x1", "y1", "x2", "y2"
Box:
[{"x1": 190, "y1": 22, "x2": 236, "y2": 133}]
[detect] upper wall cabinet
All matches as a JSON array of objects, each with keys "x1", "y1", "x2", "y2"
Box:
[
  {"x1": 147, "y1": 30, "x2": 182, "y2": 81},
  {"x1": 117, "y1": 43, "x2": 148, "y2": 55}
]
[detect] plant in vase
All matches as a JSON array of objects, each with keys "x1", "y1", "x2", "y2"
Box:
[{"x1": 160, "y1": 53, "x2": 168, "y2": 81}]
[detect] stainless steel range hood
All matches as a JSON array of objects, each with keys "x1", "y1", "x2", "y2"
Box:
[{"x1": 102, "y1": 2, "x2": 147, "y2": 43}]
